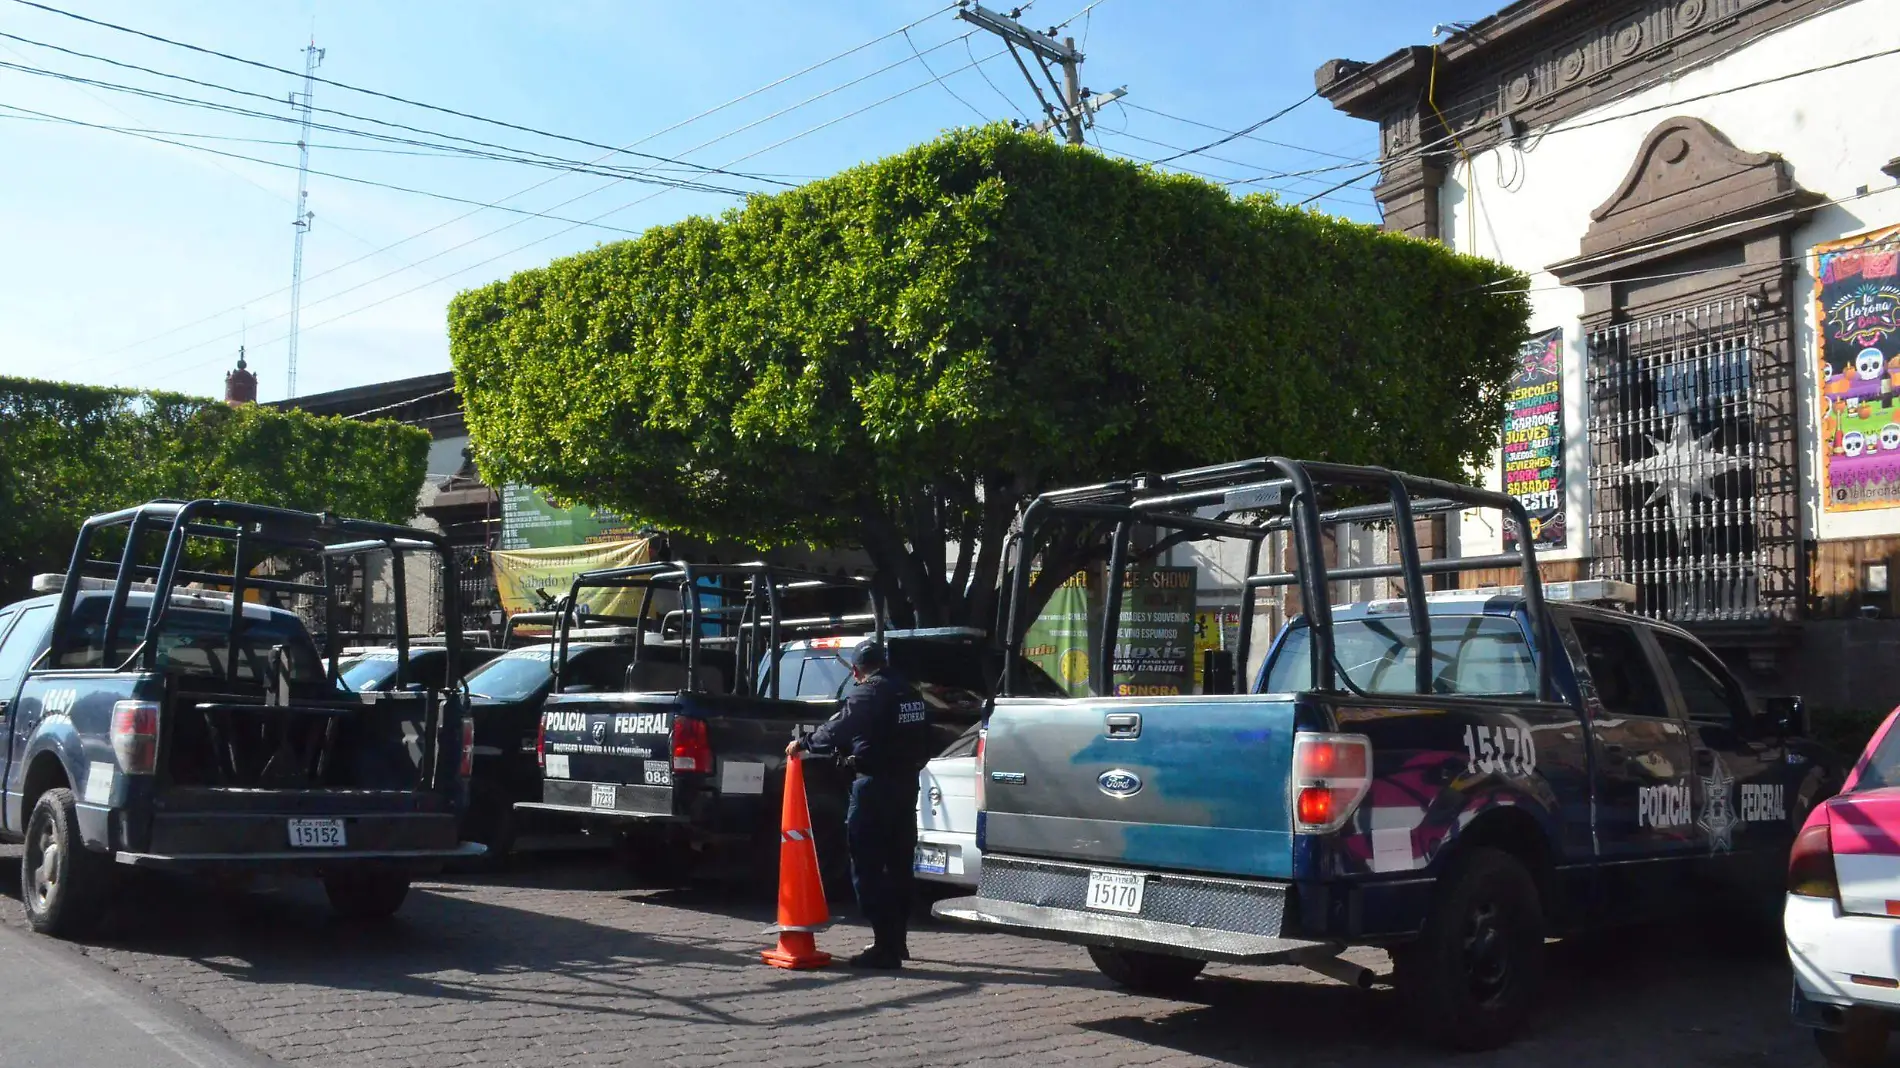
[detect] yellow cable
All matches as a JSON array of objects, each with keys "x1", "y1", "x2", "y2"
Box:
[{"x1": 1427, "y1": 42, "x2": 1479, "y2": 252}]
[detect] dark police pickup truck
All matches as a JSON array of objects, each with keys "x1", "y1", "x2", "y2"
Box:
[
  {"x1": 520, "y1": 562, "x2": 1060, "y2": 886},
  {"x1": 0, "y1": 500, "x2": 481, "y2": 937},
  {"x1": 935, "y1": 458, "x2": 1843, "y2": 1050}
]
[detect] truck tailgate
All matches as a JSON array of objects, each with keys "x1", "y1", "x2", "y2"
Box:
[
  {"x1": 981, "y1": 695, "x2": 1299, "y2": 880},
  {"x1": 538, "y1": 694, "x2": 680, "y2": 818}
]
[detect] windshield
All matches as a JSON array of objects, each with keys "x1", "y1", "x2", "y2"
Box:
[
  {"x1": 1264, "y1": 614, "x2": 1537, "y2": 697},
  {"x1": 339, "y1": 653, "x2": 401, "y2": 692},
  {"x1": 763, "y1": 640, "x2": 1067, "y2": 701},
  {"x1": 1856, "y1": 720, "x2": 1900, "y2": 791},
  {"x1": 466, "y1": 647, "x2": 558, "y2": 701}
]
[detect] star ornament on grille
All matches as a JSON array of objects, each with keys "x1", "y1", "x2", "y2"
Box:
[{"x1": 1623, "y1": 416, "x2": 1748, "y2": 534}]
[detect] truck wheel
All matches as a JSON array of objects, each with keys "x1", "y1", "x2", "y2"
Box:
[
  {"x1": 1394, "y1": 847, "x2": 1544, "y2": 1051},
  {"x1": 323, "y1": 871, "x2": 411, "y2": 920},
  {"x1": 22, "y1": 788, "x2": 111, "y2": 938},
  {"x1": 458, "y1": 789, "x2": 516, "y2": 872},
  {"x1": 1087, "y1": 946, "x2": 1206, "y2": 995},
  {"x1": 1814, "y1": 1010, "x2": 1891, "y2": 1067}
]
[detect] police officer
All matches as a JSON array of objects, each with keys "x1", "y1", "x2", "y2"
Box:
[{"x1": 785, "y1": 639, "x2": 930, "y2": 969}]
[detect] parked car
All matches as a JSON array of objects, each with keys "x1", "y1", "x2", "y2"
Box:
[
  {"x1": 456, "y1": 634, "x2": 641, "y2": 861},
  {"x1": 0, "y1": 500, "x2": 481, "y2": 937},
  {"x1": 338, "y1": 643, "x2": 502, "y2": 692},
  {"x1": 936, "y1": 458, "x2": 1845, "y2": 1051},
  {"x1": 916, "y1": 722, "x2": 982, "y2": 889},
  {"x1": 1788, "y1": 704, "x2": 1900, "y2": 1066}
]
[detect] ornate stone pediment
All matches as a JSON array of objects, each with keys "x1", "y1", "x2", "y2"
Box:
[{"x1": 1552, "y1": 116, "x2": 1823, "y2": 286}]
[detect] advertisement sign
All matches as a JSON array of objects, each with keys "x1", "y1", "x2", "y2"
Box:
[
  {"x1": 1814, "y1": 224, "x2": 1900, "y2": 512},
  {"x1": 1023, "y1": 570, "x2": 1093, "y2": 698},
  {"x1": 1192, "y1": 606, "x2": 1241, "y2": 689},
  {"x1": 499, "y1": 484, "x2": 637, "y2": 550},
  {"x1": 1112, "y1": 566, "x2": 1197, "y2": 696},
  {"x1": 490, "y1": 537, "x2": 656, "y2": 619},
  {"x1": 1501, "y1": 328, "x2": 1567, "y2": 549}
]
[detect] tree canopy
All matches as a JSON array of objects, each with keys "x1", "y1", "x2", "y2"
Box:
[
  {"x1": 0, "y1": 376, "x2": 429, "y2": 600},
  {"x1": 450, "y1": 124, "x2": 1530, "y2": 627}
]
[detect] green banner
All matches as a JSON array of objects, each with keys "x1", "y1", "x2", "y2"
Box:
[
  {"x1": 1023, "y1": 570, "x2": 1094, "y2": 698},
  {"x1": 1112, "y1": 566, "x2": 1198, "y2": 696},
  {"x1": 499, "y1": 484, "x2": 636, "y2": 549}
]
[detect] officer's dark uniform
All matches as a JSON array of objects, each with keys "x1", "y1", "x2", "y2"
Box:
[{"x1": 796, "y1": 645, "x2": 930, "y2": 968}]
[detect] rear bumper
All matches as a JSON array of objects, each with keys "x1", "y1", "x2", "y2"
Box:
[
  {"x1": 931, "y1": 854, "x2": 1325, "y2": 964},
  {"x1": 113, "y1": 841, "x2": 484, "y2": 875},
  {"x1": 1786, "y1": 893, "x2": 1900, "y2": 1017},
  {"x1": 932, "y1": 895, "x2": 1326, "y2": 963},
  {"x1": 513, "y1": 800, "x2": 687, "y2": 824}
]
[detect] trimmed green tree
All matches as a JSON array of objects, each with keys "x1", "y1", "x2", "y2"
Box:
[
  {"x1": 450, "y1": 124, "x2": 1529, "y2": 628},
  {"x1": 0, "y1": 377, "x2": 430, "y2": 600}
]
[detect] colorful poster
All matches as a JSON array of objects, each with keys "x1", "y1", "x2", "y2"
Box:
[
  {"x1": 490, "y1": 536, "x2": 656, "y2": 619},
  {"x1": 499, "y1": 484, "x2": 637, "y2": 549},
  {"x1": 1501, "y1": 327, "x2": 1567, "y2": 549},
  {"x1": 1112, "y1": 566, "x2": 1197, "y2": 696},
  {"x1": 1023, "y1": 570, "x2": 1093, "y2": 698},
  {"x1": 1192, "y1": 606, "x2": 1240, "y2": 689},
  {"x1": 1815, "y1": 224, "x2": 1900, "y2": 512}
]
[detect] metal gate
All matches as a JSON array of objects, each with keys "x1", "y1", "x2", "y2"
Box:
[{"x1": 1585, "y1": 297, "x2": 1800, "y2": 623}]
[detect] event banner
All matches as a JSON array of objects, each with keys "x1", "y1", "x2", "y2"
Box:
[
  {"x1": 1814, "y1": 223, "x2": 1900, "y2": 512},
  {"x1": 1501, "y1": 327, "x2": 1567, "y2": 549},
  {"x1": 1022, "y1": 570, "x2": 1094, "y2": 698},
  {"x1": 499, "y1": 484, "x2": 637, "y2": 549},
  {"x1": 490, "y1": 536, "x2": 656, "y2": 620},
  {"x1": 1112, "y1": 566, "x2": 1198, "y2": 697}
]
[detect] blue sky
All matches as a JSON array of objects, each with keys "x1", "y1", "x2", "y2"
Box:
[{"x1": 0, "y1": 0, "x2": 1500, "y2": 402}]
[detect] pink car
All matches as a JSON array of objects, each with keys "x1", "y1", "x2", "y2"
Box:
[{"x1": 1787, "y1": 707, "x2": 1900, "y2": 1066}]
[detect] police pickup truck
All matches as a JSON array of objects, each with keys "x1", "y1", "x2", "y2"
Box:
[
  {"x1": 0, "y1": 500, "x2": 481, "y2": 937},
  {"x1": 935, "y1": 458, "x2": 1842, "y2": 1050},
  {"x1": 519, "y1": 562, "x2": 1058, "y2": 886}
]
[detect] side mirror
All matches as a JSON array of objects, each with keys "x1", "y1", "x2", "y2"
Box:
[{"x1": 1765, "y1": 695, "x2": 1806, "y2": 737}]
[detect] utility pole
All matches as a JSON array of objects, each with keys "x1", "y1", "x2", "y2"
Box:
[
  {"x1": 285, "y1": 39, "x2": 323, "y2": 399},
  {"x1": 955, "y1": 2, "x2": 1125, "y2": 145}
]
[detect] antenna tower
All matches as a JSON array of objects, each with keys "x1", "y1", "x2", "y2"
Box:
[{"x1": 286, "y1": 39, "x2": 324, "y2": 398}]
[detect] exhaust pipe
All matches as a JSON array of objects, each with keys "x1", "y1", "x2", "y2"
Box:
[{"x1": 1289, "y1": 946, "x2": 1380, "y2": 990}]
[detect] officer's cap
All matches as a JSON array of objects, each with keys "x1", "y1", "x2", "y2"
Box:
[{"x1": 837, "y1": 639, "x2": 887, "y2": 673}]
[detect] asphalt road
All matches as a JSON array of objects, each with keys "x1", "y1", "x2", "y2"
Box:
[{"x1": 0, "y1": 848, "x2": 1863, "y2": 1067}]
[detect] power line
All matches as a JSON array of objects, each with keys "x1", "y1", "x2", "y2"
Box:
[
  {"x1": 905, "y1": 26, "x2": 989, "y2": 122},
  {"x1": 88, "y1": 4, "x2": 966, "y2": 366},
  {"x1": 0, "y1": 42, "x2": 797, "y2": 188},
  {"x1": 1146, "y1": 89, "x2": 1317, "y2": 165},
  {"x1": 145, "y1": 44, "x2": 1023, "y2": 390},
  {"x1": 6, "y1": 0, "x2": 800, "y2": 187},
  {"x1": 1120, "y1": 100, "x2": 1365, "y2": 163}
]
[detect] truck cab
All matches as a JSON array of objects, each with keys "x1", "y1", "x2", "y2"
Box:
[{"x1": 935, "y1": 458, "x2": 1841, "y2": 1051}]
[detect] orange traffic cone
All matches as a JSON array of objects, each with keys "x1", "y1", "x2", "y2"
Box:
[{"x1": 761, "y1": 751, "x2": 832, "y2": 969}]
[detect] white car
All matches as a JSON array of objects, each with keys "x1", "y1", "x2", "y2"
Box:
[
  {"x1": 915, "y1": 723, "x2": 982, "y2": 888},
  {"x1": 1787, "y1": 707, "x2": 1900, "y2": 1067}
]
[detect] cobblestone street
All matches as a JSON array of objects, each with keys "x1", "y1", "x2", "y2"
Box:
[{"x1": 0, "y1": 849, "x2": 1827, "y2": 1067}]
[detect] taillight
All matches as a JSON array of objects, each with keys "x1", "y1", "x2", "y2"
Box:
[
  {"x1": 973, "y1": 727, "x2": 987, "y2": 811},
  {"x1": 110, "y1": 700, "x2": 159, "y2": 775},
  {"x1": 672, "y1": 716, "x2": 711, "y2": 772},
  {"x1": 535, "y1": 714, "x2": 547, "y2": 768},
  {"x1": 1290, "y1": 732, "x2": 1372, "y2": 834},
  {"x1": 459, "y1": 716, "x2": 475, "y2": 778},
  {"x1": 1788, "y1": 821, "x2": 1839, "y2": 900}
]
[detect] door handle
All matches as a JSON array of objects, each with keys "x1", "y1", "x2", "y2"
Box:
[{"x1": 1104, "y1": 713, "x2": 1141, "y2": 739}]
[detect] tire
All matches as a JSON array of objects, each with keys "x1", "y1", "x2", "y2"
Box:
[
  {"x1": 1088, "y1": 946, "x2": 1207, "y2": 994},
  {"x1": 1393, "y1": 847, "x2": 1545, "y2": 1051},
  {"x1": 1814, "y1": 1011, "x2": 1892, "y2": 1068},
  {"x1": 21, "y1": 788, "x2": 111, "y2": 938},
  {"x1": 458, "y1": 788, "x2": 517, "y2": 872},
  {"x1": 323, "y1": 870, "x2": 411, "y2": 920}
]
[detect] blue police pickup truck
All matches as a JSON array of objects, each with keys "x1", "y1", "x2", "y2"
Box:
[
  {"x1": 0, "y1": 500, "x2": 481, "y2": 938},
  {"x1": 935, "y1": 458, "x2": 1842, "y2": 1050}
]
